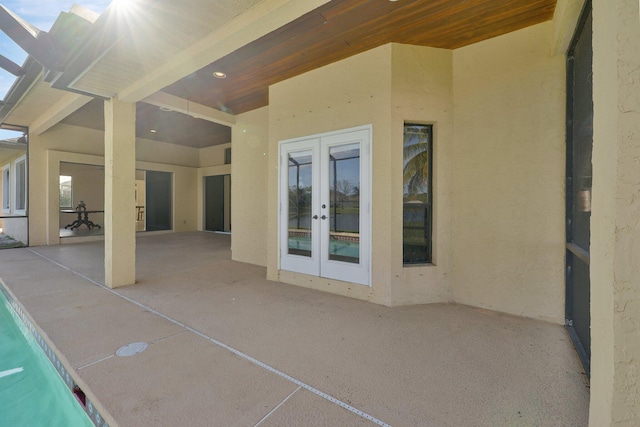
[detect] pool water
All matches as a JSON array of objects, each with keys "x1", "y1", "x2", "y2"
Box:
[
  {"x1": 0, "y1": 291, "x2": 93, "y2": 427},
  {"x1": 288, "y1": 236, "x2": 360, "y2": 259}
]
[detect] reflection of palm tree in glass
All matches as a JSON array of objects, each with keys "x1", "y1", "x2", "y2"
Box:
[{"x1": 403, "y1": 126, "x2": 430, "y2": 198}]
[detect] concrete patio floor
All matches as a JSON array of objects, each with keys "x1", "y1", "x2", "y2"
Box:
[{"x1": 0, "y1": 232, "x2": 589, "y2": 426}]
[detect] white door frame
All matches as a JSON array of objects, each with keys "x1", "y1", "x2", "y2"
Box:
[{"x1": 278, "y1": 125, "x2": 372, "y2": 286}]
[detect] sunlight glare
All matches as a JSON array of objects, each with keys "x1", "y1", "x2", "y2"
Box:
[{"x1": 111, "y1": 0, "x2": 138, "y2": 14}]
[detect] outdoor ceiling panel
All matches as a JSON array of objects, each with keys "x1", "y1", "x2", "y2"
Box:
[
  {"x1": 3, "y1": 81, "x2": 65, "y2": 127},
  {"x1": 60, "y1": 98, "x2": 231, "y2": 148},
  {"x1": 70, "y1": 0, "x2": 265, "y2": 99},
  {"x1": 164, "y1": 0, "x2": 556, "y2": 115}
]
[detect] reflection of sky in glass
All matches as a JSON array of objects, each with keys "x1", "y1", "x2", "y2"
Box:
[
  {"x1": 403, "y1": 125, "x2": 431, "y2": 196},
  {"x1": 329, "y1": 143, "x2": 360, "y2": 191},
  {"x1": 288, "y1": 153, "x2": 312, "y2": 190},
  {"x1": 287, "y1": 143, "x2": 361, "y2": 194}
]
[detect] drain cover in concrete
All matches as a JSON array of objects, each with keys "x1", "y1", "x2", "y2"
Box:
[{"x1": 116, "y1": 342, "x2": 148, "y2": 357}]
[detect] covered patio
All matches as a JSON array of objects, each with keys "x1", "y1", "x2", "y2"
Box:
[{"x1": 0, "y1": 232, "x2": 589, "y2": 426}]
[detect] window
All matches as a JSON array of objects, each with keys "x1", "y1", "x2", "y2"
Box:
[
  {"x1": 403, "y1": 124, "x2": 433, "y2": 264},
  {"x1": 14, "y1": 156, "x2": 26, "y2": 214},
  {"x1": 2, "y1": 165, "x2": 9, "y2": 213},
  {"x1": 224, "y1": 147, "x2": 231, "y2": 164},
  {"x1": 60, "y1": 175, "x2": 72, "y2": 208}
]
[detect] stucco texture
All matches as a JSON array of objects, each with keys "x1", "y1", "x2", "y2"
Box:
[
  {"x1": 268, "y1": 45, "x2": 392, "y2": 304},
  {"x1": 231, "y1": 107, "x2": 269, "y2": 266},
  {"x1": 590, "y1": 0, "x2": 640, "y2": 424},
  {"x1": 452, "y1": 22, "x2": 566, "y2": 324},
  {"x1": 29, "y1": 122, "x2": 202, "y2": 247}
]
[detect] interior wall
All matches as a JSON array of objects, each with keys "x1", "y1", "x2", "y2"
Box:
[
  {"x1": 28, "y1": 123, "x2": 201, "y2": 245},
  {"x1": 451, "y1": 22, "x2": 566, "y2": 323},
  {"x1": 268, "y1": 45, "x2": 393, "y2": 304},
  {"x1": 230, "y1": 107, "x2": 268, "y2": 266},
  {"x1": 58, "y1": 163, "x2": 105, "y2": 229}
]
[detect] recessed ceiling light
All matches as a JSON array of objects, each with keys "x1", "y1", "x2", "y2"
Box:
[
  {"x1": 159, "y1": 106, "x2": 172, "y2": 111},
  {"x1": 213, "y1": 71, "x2": 227, "y2": 79},
  {"x1": 150, "y1": 129, "x2": 157, "y2": 133}
]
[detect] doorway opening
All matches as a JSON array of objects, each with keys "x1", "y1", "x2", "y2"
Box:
[
  {"x1": 565, "y1": 0, "x2": 592, "y2": 377},
  {"x1": 279, "y1": 125, "x2": 371, "y2": 286},
  {"x1": 204, "y1": 174, "x2": 231, "y2": 233}
]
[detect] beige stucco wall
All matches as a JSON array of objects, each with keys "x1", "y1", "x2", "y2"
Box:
[
  {"x1": 28, "y1": 124, "x2": 200, "y2": 246},
  {"x1": 231, "y1": 107, "x2": 269, "y2": 266},
  {"x1": 451, "y1": 22, "x2": 566, "y2": 323},
  {"x1": 390, "y1": 44, "x2": 454, "y2": 305},
  {"x1": 200, "y1": 143, "x2": 230, "y2": 167},
  {"x1": 268, "y1": 45, "x2": 392, "y2": 303},
  {"x1": 267, "y1": 44, "x2": 455, "y2": 305},
  {"x1": 590, "y1": 0, "x2": 640, "y2": 424},
  {"x1": 0, "y1": 150, "x2": 29, "y2": 243}
]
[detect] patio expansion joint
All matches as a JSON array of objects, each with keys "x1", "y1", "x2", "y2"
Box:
[
  {"x1": 27, "y1": 248, "x2": 391, "y2": 427},
  {"x1": 253, "y1": 385, "x2": 301, "y2": 427}
]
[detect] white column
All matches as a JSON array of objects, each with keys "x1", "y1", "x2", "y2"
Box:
[{"x1": 104, "y1": 98, "x2": 136, "y2": 288}]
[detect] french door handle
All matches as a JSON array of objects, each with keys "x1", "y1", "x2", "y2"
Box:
[
  {"x1": 313, "y1": 215, "x2": 318, "y2": 220},
  {"x1": 321, "y1": 215, "x2": 327, "y2": 220}
]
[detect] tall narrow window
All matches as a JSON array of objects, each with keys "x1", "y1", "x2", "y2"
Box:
[
  {"x1": 403, "y1": 124, "x2": 433, "y2": 264},
  {"x1": 60, "y1": 175, "x2": 73, "y2": 208},
  {"x1": 14, "y1": 156, "x2": 26, "y2": 213},
  {"x1": 2, "y1": 165, "x2": 10, "y2": 213}
]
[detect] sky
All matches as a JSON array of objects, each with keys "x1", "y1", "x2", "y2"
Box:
[
  {"x1": 1, "y1": 0, "x2": 114, "y2": 95},
  {"x1": 0, "y1": 0, "x2": 112, "y2": 138}
]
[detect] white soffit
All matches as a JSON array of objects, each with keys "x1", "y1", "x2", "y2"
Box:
[
  {"x1": 70, "y1": 0, "x2": 265, "y2": 99},
  {"x1": 4, "y1": 80, "x2": 63, "y2": 127}
]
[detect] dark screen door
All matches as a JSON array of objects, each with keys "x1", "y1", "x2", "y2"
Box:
[
  {"x1": 205, "y1": 175, "x2": 230, "y2": 232},
  {"x1": 566, "y1": 1, "x2": 592, "y2": 376},
  {"x1": 145, "y1": 171, "x2": 172, "y2": 231}
]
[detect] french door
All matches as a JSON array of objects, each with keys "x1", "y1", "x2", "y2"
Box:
[{"x1": 279, "y1": 126, "x2": 371, "y2": 286}]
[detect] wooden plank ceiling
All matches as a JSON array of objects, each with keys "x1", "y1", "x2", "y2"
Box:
[
  {"x1": 63, "y1": 0, "x2": 556, "y2": 147},
  {"x1": 163, "y1": 0, "x2": 557, "y2": 115}
]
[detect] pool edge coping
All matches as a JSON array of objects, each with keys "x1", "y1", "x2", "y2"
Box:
[{"x1": 0, "y1": 279, "x2": 116, "y2": 427}]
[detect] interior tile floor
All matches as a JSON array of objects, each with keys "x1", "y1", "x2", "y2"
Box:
[{"x1": 0, "y1": 232, "x2": 590, "y2": 426}]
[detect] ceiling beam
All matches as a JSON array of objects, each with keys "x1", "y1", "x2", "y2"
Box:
[
  {"x1": 30, "y1": 92, "x2": 92, "y2": 135},
  {"x1": 142, "y1": 92, "x2": 235, "y2": 126},
  {"x1": 0, "y1": 5, "x2": 59, "y2": 70},
  {"x1": 0, "y1": 54, "x2": 23, "y2": 76},
  {"x1": 118, "y1": 0, "x2": 330, "y2": 104}
]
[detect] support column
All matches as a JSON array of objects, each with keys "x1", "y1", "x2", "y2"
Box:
[
  {"x1": 590, "y1": 0, "x2": 640, "y2": 425},
  {"x1": 104, "y1": 98, "x2": 136, "y2": 288}
]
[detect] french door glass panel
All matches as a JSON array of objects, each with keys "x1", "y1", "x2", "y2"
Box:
[
  {"x1": 327, "y1": 143, "x2": 360, "y2": 264},
  {"x1": 288, "y1": 150, "x2": 314, "y2": 257},
  {"x1": 280, "y1": 127, "x2": 370, "y2": 286}
]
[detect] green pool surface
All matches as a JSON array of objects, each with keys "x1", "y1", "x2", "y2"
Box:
[{"x1": 0, "y1": 292, "x2": 93, "y2": 427}]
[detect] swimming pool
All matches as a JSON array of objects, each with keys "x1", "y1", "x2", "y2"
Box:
[{"x1": 0, "y1": 289, "x2": 94, "y2": 427}]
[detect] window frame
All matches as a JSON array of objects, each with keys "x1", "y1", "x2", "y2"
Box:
[
  {"x1": 402, "y1": 123, "x2": 433, "y2": 265},
  {"x1": 2, "y1": 164, "x2": 10, "y2": 214},
  {"x1": 13, "y1": 155, "x2": 26, "y2": 215},
  {"x1": 59, "y1": 175, "x2": 73, "y2": 209}
]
